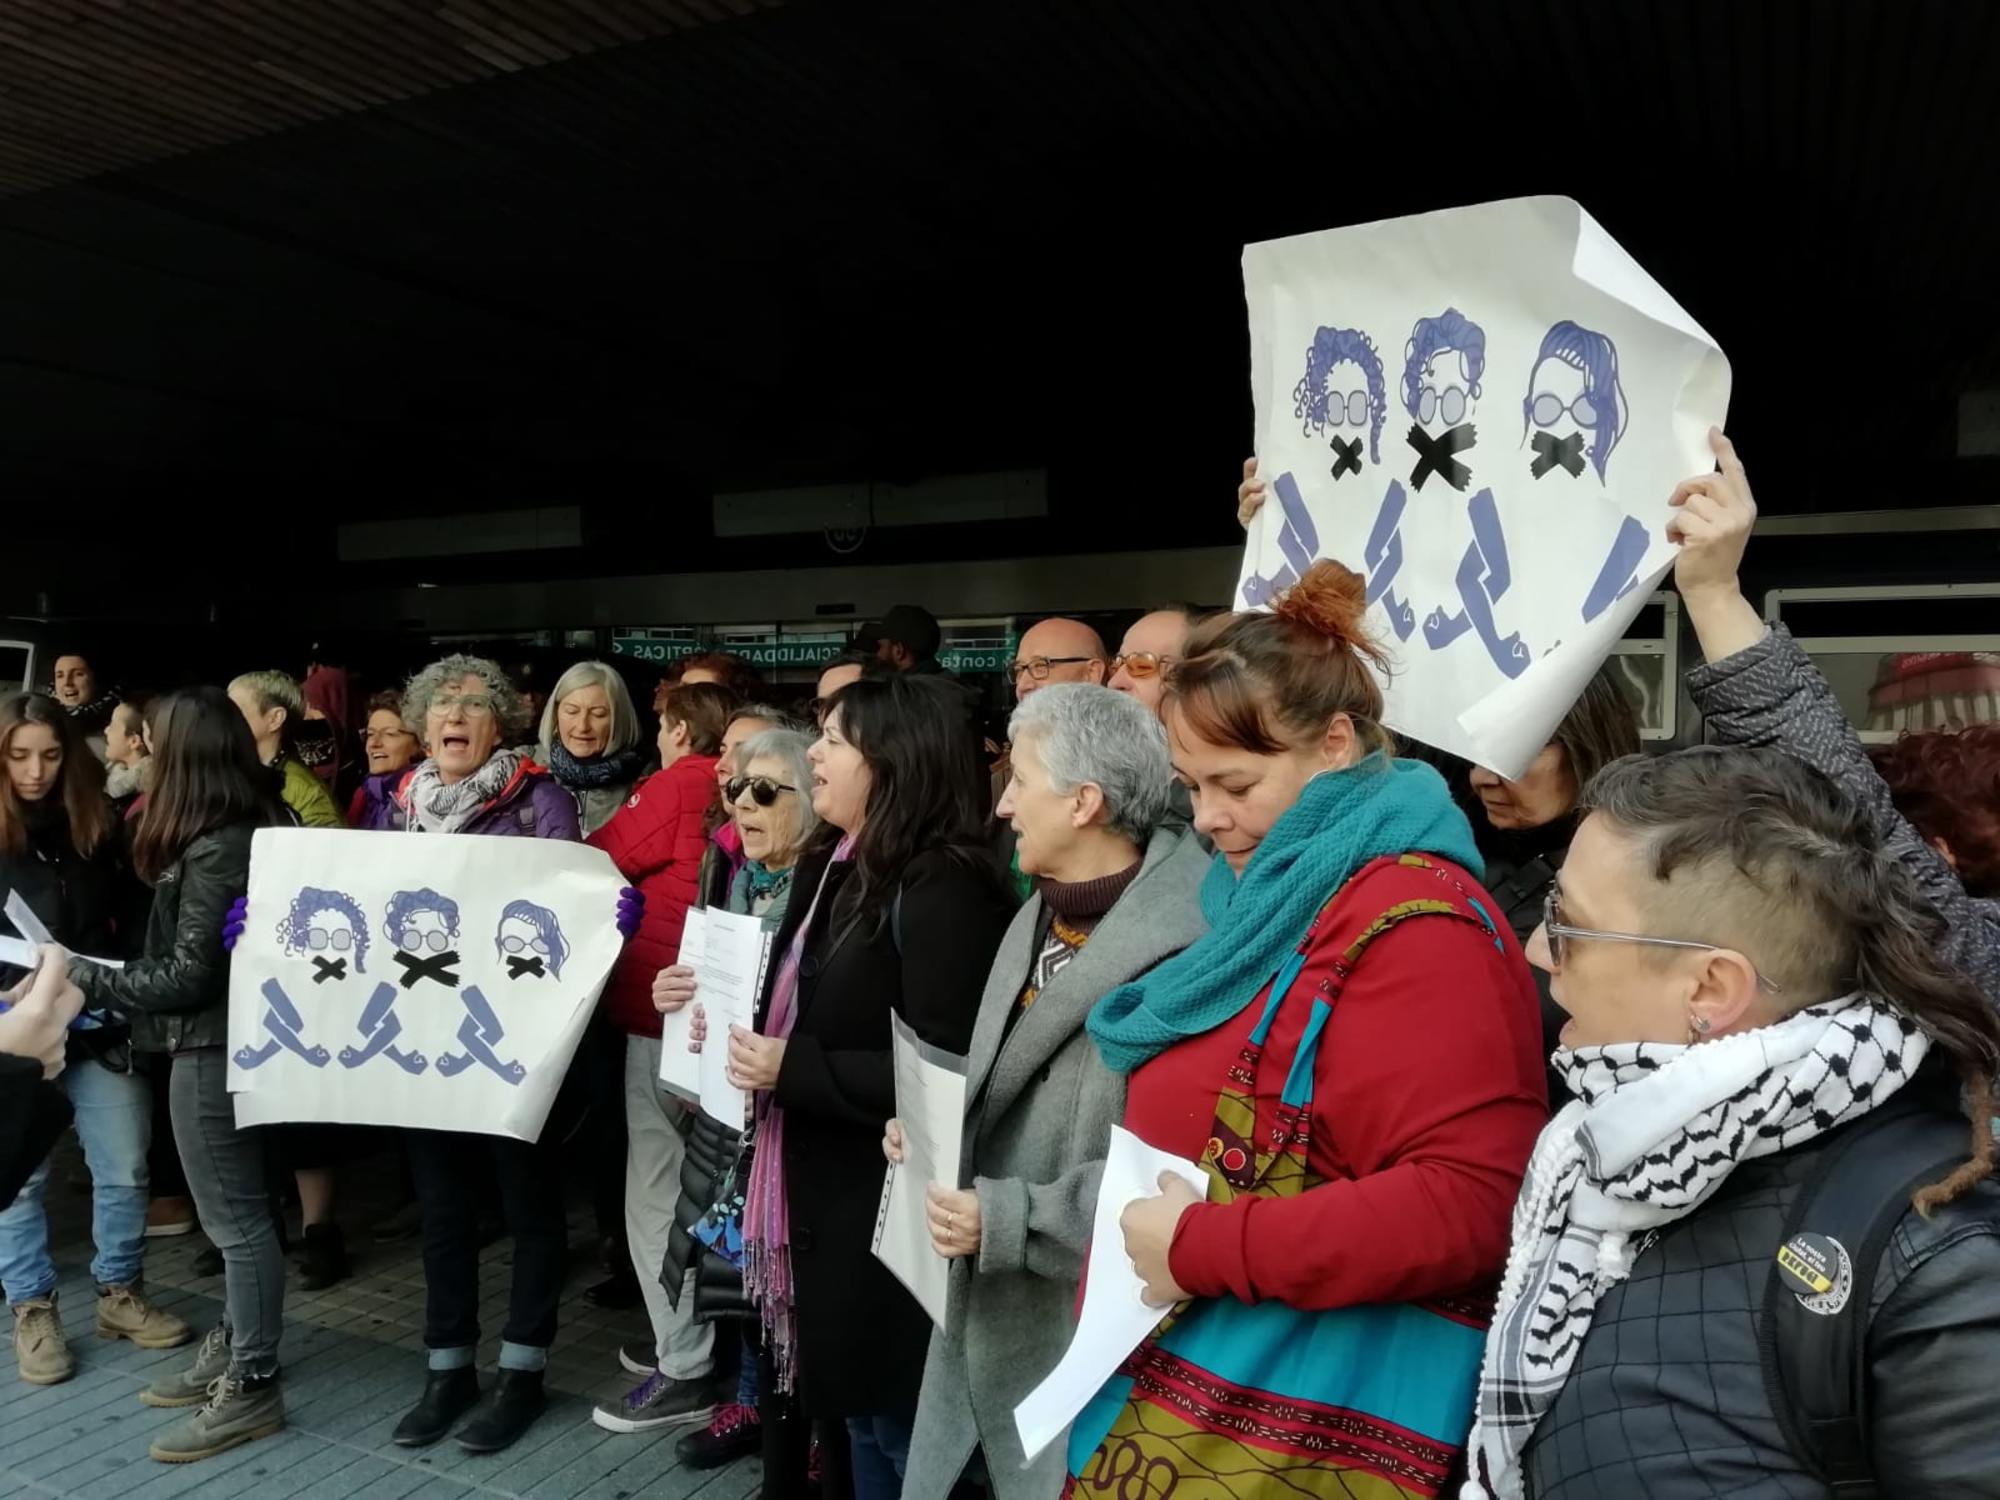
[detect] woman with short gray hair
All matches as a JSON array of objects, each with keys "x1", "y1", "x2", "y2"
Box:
[
  {"x1": 890, "y1": 684, "x2": 1213, "y2": 1500},
  {"x1": 537, "y1": 661, "x2": 645, "y2": 836}
]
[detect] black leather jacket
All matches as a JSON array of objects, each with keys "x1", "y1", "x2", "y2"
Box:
[
  {"x1": 68, "y1": 822, "x2": 256, "y2": 1054},
  {"x1": 1523, "y1": 1090, "x2": 2000, "y2": 1498}
]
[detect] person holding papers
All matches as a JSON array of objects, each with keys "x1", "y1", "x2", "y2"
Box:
[
  {"x1": 659, "y1": 725, "x2": 820, "y2": 1476},
  {"x1": 1072, "y1": 563, "x2": 1546, "y2": 1499},
  {"x1": 66, "y1": 687, "x2": 289, "y2": 1463},
  {"x1": 586, "y1": 679, "x2": 730, "y2": 1433},
  {"x1": 891, "y1": 684, "x2": 1212, "y2": 1500},
  {"x1": 0, "y1": 693, "x2": 187, "y2": 1389},
  {"x1": 735, "y1": 672, "x2": 1015, "y2": 1500}
]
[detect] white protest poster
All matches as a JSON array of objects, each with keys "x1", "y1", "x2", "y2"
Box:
[
  {"x1": 227, "y1": 828, "x2": 625, "y2": 1143},
  {"x1": 1239, "y1": 196, "x2": 1730, "y2": 776}
]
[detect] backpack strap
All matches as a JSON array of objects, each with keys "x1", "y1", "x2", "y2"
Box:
[{"x1": 1758, "y1": 1096, "x2": 1971, "y2": 1498}]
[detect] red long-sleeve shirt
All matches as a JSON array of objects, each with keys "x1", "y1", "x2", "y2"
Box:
[
  {"x1": 588, "y1": 752, "x2": 719, "y2": 1037},
  {"x1": 1126, "y1": 855, "x2": 1547, "y2": 1312}
]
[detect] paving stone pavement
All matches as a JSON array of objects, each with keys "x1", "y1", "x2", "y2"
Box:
[{"x1": 0, "y1": 1137, "x2": 759, "y2": 1499}]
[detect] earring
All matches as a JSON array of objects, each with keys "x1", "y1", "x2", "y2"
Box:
[{"x1": 1688, "y1": 1014, "x2": 1712, "y2": 1042}]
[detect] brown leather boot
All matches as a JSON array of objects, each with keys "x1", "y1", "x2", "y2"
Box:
[
  {"x1": 11, "y1": 1295, "x2": 76, "y2": 1385},
  {"x1": 96, "y1": 1284, "x2": 195, "y2": 1350}
]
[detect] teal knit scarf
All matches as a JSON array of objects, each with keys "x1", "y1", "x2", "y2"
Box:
[{"x1": 1087, "y1": 755, "x2": 1483, "y2": 1075}]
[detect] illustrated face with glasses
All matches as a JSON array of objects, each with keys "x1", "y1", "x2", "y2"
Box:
[{"x1": 425, "y1": 673, "x2": 505, "y2": 776}]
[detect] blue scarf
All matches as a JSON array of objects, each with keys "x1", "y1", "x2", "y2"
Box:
[{"x1": 1087, "y1": 755, "x2": 1482, "y2": 1075}]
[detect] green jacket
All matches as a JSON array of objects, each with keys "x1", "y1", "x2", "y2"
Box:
[{"x1": 278, "y1": 753, "x2": 341, "y2": 829}]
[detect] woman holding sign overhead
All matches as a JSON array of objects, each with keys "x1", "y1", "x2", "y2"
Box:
[
  {"x1": 1071, "y1": 564, "x2": 1546, "y2": 1499},
  {"x1": 735, "y1": 672, "x2": 1015, "y2": 1500},
  {"x1": 365, "y1": 654, "x2": 586, "y2": 1458}
]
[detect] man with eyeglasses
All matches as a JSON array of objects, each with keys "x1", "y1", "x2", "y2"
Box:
[
  {"x1": 1008, "y1": 618, "x2": 1108, "y2": 703},
  {"x1": 1106, "y1": 609, "x2": 1195, "y2": 714}
]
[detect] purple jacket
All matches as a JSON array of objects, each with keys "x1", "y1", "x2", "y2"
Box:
[{"x1": 358, "y1": 761, "x2": 580, "y2": 841}]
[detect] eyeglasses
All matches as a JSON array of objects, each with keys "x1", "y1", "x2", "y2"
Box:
[
  {"x1": 398, "y1": 928, "x2": 452, "y2": 953},
  {"x1": 1541, "y1": 889, "x2": 1781, "y2": 992},
  {"x1": 1529, "y1": 391, "x2": 1600, "y2": 429},
  {"x1": 1009, "y1": 656, "x2": 1095, "y2": 683},
  {"x1": 428, "y1": 693, "x2": 497, "y2": 718},
  {"x1": 1110, "y1": 652, "x2": 1175, "y2": 680},
  {"x1": 1323, "y1": 389, "x2": 1370, "y2": 427},
  {"x1": 499, "y1": 935, "x2": 550, "y2": 955},
  {"x1": 727, "y1": 775, "x2": 796, "y2": 807},
  {"x1": 1417, "y1": 385, "x2": 1469, "y2": 427},
  {"x1": 305, "y1": 927, "x2": 354, "y2": 952}
]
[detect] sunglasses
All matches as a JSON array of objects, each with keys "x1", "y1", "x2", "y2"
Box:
[
  {"x1": 1110, "y1": 651, "x2": 1175, "y2": 680},
  {"x1": 726, "y1": 775, "x2": 796, "y2": 807},
  {"x1": 1541, "y1": 888, "x2": 1781, "y2": 992}
]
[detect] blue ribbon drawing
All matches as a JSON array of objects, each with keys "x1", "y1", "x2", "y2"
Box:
[
  {"x1": 1362, "y1": 480, "x2": 1416, "y2": 641},
  {"x1": 434, "y1": 985, "x2": 527, "y2": 1086},
  {"x1": 1239, "y1": 469, "x2": 1323, "y2": 608},
  {"x1": 233, "y1": 978, "x2": 332, "y2": 1071},
  {"x1": 1581, "y1": 515, "x2": 1651, "y2": 623},
  {"x1": 1421, "y1": 488, "x2": 1529, "y2": 678},
  {"x1": 337, "y1": 982, "x2": 429, "y2": 1075}
]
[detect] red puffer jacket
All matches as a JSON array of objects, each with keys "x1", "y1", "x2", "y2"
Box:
[{"x1": 587, "y1": 753, "x2": 719, "y2": 1037}]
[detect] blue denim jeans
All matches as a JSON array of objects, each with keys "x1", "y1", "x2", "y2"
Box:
[
  {"x1": 0, "y1": 1058, "x2": 150, "y2": 1302},
  {"x1": 847, "y1": 1413, "x2": 913, "y2": 1500}
]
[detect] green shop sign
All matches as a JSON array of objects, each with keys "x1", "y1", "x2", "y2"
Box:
[{"x1": 614, "y1": 630, "x2": 1018, "y2": 675}]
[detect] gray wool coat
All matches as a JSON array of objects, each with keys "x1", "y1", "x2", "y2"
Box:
[{"x1": 901, "y1": 824, "x2": 1214, "y2": 1500}]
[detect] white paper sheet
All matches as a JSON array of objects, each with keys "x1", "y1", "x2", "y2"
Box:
[
  {"x1": 871, "y1": 1012, "x2": 968, "y2": 1328},
  {"x1": 656, "y1": 908, "x2": 706, "y2": 1100},
  {"x1": 693, "y1": 908, "x2": 773, "y2": 1130},
  {"x1": 3, "y1": 890, "x2": 122, "y2": 970},
  {"x1": 1013, "y1": 1126, "x2": 1209, "y2": 1465},
  {"x1": 226, "y1": 828, "x2": 625, "y2": 1142},
  {"x1": 1237, "y1": 195, "x2": 1731, "y2": 777}
]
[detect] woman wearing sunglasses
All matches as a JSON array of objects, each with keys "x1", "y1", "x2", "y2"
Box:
[
  {"x1": 0, "y1": 693, "x2": 189, "y2": 1389},
  {"x1": 1072, "y1": 562, "x2": 1546, "y2": 1498},
  {"x1": 584, "y1": 680, "x2": 734, "y2": 1431},
  {"x1": 652, "y1": 727, "x2": 820, "y2": 1481},
  {"x1": 361, "y1": 654, "x2": 584, "y2": 1456}
]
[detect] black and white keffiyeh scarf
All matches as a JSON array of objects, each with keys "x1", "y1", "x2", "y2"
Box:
[
  {"x1": 404, "y1": 749, "x2": 525, "y2": 834},
  {"x1": 1463, "y1": 993, "x2": 1931, "y2": 1499}
]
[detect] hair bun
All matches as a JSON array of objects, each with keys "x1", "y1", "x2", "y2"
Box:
[{"x1": 1273, "y1": 560, "x2": 1372, "y2": 648}]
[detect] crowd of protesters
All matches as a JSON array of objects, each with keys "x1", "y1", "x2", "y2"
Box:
[{"x1": 1, "y1": 431, "x2": 1998, "y2": 1497}]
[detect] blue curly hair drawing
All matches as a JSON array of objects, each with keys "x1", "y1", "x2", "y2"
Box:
[
  {"x1": 1523, "y1": 320, "x2": 1628, "y2": 481},
  {"x1": 278, "y1": 887, "x2": 369, "y2": 972},
  {"x1": 496, "y1": 899, "x2": 569, "y2": 979},
  {"x1": 1292, "y1": 325, "x2": 1387, "y2": 463},
  {"x1": 1401, "y1": 308, "x2": 1486, "y2": 420},
  {"x1": 383, "y1": 887, "x2": 460, "y2": 942}
]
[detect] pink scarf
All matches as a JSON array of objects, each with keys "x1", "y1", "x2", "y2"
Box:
[{"x1": 742, "y1": 834, "x2": 854, "y2": 1392}]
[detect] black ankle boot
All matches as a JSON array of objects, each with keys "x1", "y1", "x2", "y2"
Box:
[
  {"x1": 298, "y1": 1223, "x2": 349, "y2": 1291},
  {"x1": 392, "y1": 1365, "x2": 481, "y2": 1447},
  {"x1": 456, "y1": 1367, "x2": 547, "y2": 1453}
]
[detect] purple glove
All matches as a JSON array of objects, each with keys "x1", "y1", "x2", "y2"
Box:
[
  {"x1": 616, "y1": 887, "x2": 644, "y2": 938},
  {"x1": 222, "y1": 896, "x2": 248, "y2": 952}
]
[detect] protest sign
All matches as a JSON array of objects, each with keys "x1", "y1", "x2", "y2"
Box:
[
  {"x1": 1239, "y1": 196, "x2": 1729, "y2": 776},
  {"x1": 227, "y1": 828, "x2": 625, "y2": 1143}
]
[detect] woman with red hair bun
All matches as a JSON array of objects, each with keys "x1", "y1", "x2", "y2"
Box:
[
  {"x1": 1870, "y1": 724, "x2": 2000, "y2": 899},
  {"x1": 1069, "y1": 561, "x2": 1547, "y2": 1499}
]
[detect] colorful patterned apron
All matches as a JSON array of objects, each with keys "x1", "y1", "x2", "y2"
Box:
[{"x1": 1064, "y1": 856, "x2": 1501, "y2": 1500}]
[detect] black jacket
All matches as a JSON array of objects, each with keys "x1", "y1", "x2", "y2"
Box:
[
  {"x1": 69, "y1": 822, "x2": 257, "y2": 1054},
  {"x1": 762, "y1": 839, "x2": 1014, "y2": 1419},
  {"x1": 0, "y1": 1053, "x2": 72, "y2": 1210},
  {"x1": 0, "y1": 799, "x2": 147, "y2": 1062},
  {"x1": 1522, "y1": 1085, "x2": 2000, "y2": 1498},
  {"x1": 667, "y1": 1105, "x2": 750, "y2": 1323}
]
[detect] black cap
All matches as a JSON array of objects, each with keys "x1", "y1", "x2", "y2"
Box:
[{"x1": 855, "y1": 604, "x2": 940, "y2": 659}]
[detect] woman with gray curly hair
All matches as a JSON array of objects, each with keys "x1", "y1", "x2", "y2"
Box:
[
  {"x1": 357, "y1": 654, "x2": 576, "y2": 839},
  {"x1": 357, "y1": 653, "x2": 583, "y2": 1457}
]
